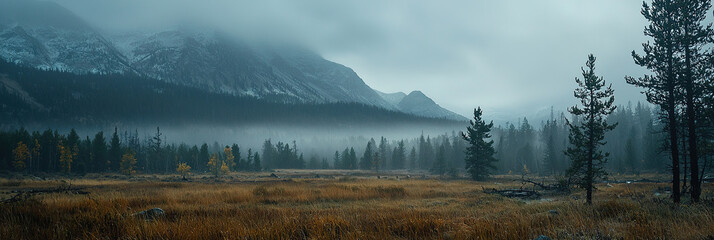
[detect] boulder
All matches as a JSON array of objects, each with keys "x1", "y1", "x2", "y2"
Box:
[{"x1": 133, "y1": 208, "x2": 165, "y2": 221}]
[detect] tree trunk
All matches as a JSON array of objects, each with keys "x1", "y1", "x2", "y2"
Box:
[
  {"x1": 684, "y1": 43, "x2": 701, "y2": 202},
  {"x1": 667, "y1": 45, "x2": 681, "y2": 204}
]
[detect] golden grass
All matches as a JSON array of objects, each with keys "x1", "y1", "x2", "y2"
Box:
[{"x1": 0, "y1": 173, "x2": 713, "y2": 239}]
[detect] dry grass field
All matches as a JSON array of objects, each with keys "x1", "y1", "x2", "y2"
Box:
[{"x1": 1, "y1": 170, "x2": 713, "y2": 239}]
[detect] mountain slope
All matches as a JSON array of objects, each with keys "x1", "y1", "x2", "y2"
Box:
[
  {"x1": 0, "y1": 1, "x2": 131, "y2": 73},
  {"x1": 0, "y1": 0, "x2": 468, "y2": 118},
  {"x1": 0, "y1": 60, "x2": 459, "y2": 127}
]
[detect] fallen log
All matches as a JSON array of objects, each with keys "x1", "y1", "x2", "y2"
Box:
[
  {"x1": 483, "y1": 187, "x2": 540, "y2": 199},
  {"x1": 1, "y1": 185, "x2": 89, "y2": 204}
]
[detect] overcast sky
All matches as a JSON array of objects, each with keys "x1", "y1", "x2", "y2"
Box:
[{"x1": 54, "y1": 0, "x2": 652, "y2": 123}]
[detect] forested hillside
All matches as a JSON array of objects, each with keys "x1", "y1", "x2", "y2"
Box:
[{"x1": 0, "y1": 60, "x2": 461, "y2": 127}]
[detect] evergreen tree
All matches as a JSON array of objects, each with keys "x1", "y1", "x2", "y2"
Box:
[
  {"x1": 91, "y1": 132, "x2": 107, "y2": 172},
  {"x1": 378, "y1": 137, "x2": 390, "y2": 170},
  {"x1": 393, "y1": 140, "x2": 406, "y2": 169},
  {"x1": 261, "y1": 140, "x2": 276, "y2": 169},
  {"x1": 308, "y1": 155, "x2": 320, "y2": 169},
  {"x1": 566, "y1": 54, "x2": 617, "y2": 205},
  {"x1": 232, "y1": 143, "x2": 243, "y2": 170},
  {"x1": 334, "y1": 151, "x2": 342, "y2": 169},
  {"x1": 199, "y1": 143, "x2": 209, "y2": 172},
  {"x1": 462, "y1": 107, "x2": 497, "y2": 180},
  {"x1": 252, "y1": 152, "x2": 262, "y2": 171},
  {"x1": 321, "y1": 158, "x2": 330, "y2": 169},
  {"x1": 109, "y1": 127, "x2": 122, "y2": 171},
  {"x1": 408, "y1": 147, "x2": 417, "y2": 169},
  {"x1": 431, "y1": 144, "x2": 447, "y2": 175},
  {"x1": 677, "y1": 0, "x2": 712, "y2": 203},
  {"x1": 149, "y1": 127, "x2": 163, "y2": 173},
  {"x1": 627, "y1": 0, "x2": 683, "y2": 203},
  {"x1": 360, "y1": 139, "x2": 376, "y2": 170}
]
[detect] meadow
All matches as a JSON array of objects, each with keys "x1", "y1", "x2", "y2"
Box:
[{"x1": 1, "y1": 170, "x2": 713, "y2": 240}]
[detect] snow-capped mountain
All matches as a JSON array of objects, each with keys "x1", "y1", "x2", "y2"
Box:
[
  {"x1": 376, "y1": 90, "x2": 467, "y2": 121},
  {"x1": 0, "y1": 0, "x2": 465, "y2": 120},
  {"x1": 0, "y1": 1, "x2": 131, "y2": 73}
]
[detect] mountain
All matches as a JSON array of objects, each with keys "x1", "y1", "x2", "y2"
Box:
[
  {"x1": 0, "y1": 60, "x2": 462, "y2": 128},
  {"x1": 376, "y1": 90, "x2": 407, "y2": 106},
  {"x1": 0, "y1": 1, "x2": 132, "y2": 73},
  {"x1": 376, "y1": 90, "x2": 466, "y2": 121},
  {"x1": 0, "y1": 0, "x2": 466, "y2": 119}
]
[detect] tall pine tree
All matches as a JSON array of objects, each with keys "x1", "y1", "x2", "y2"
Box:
[
  {"x1": 461, "y1": 107, "x2": 497, "y2": 180},
  {"x1": 566, "y1": 54, "x2": 617, "y2": 205}
]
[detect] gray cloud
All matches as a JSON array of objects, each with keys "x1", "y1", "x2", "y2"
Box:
[{"x1": 54, "y1": 0, "x2": 652, "y2": 122}]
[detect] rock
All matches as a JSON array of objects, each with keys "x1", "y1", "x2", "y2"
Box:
[
  {"x1": 133, "y1": 208, "x2": 165, "y2": 221},
  {"x1": 534, "y1": 235, "x2": 551, "y2": 240},
  {"x1": 548, "y1": 210, "x2": 558, "y2": 215}
]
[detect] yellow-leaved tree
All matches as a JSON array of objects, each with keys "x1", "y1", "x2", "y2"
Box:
[
  {"x1": 207, "y1": 153, "x2": 221, "y2": 177},
  {"x1": 12, "y1": 141, "x2": 29, "y2": 171},
  {"x1": 31, "y1": 139, "x2": 41, "y2": 170},
  {"x1": 120, "y1": 150, "x2": 137, "y2": 175},
  {"x1": 220, "y1": 161, "x2": 230, "y2": 175},
  {"x1": 57, "y1": 141, "x2": 77, "y2": 174},
  {"x1": 177, "y1": 162, "x2": 191, "y2": 180},
  {"x1": 224, "y1": 146, "x2": 235, "y2": 170}
]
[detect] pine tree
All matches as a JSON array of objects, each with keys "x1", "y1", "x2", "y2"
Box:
[
  {"x1": 393, "y1": 140, "x2": 406, "y2": 169},
  {"x1": 149, "y1": 127, "x2": 162, "y2": 173},
  {"x1": 360, "y1": 139, "x2": 376, "y2": 170},
  {"x1": 431, "y1": 144, "x2": 447, "y2": 175},
  {"x1": 462, "y1": 107, "x2": 497, "y2": 180},
  {"x1": 109, "y1": 127, "x2": 122, "y2": 172},
  {"x1": 92, "y1": 132, "x2": 107, "y2": 172},
  {"x1": 199, "y1": 143, "x2": 209, "y2": 171},
  {"x1": 677, "y1": 0, "x2": 713, "y2": 203},
  {"x1": 378, "y1": 137, "x2": 390, "y2": 170},
  {"x1": 333, "y1": 151, "x2": 342, "y2": 169},
  {"x1": 627, "y1": 0, "x2": 683, "y2": 203},
  {"x1": 232, "y1": 144, "x2": 243, "y2": 170},
  {"x1": 349, "y1": 148, "x2": 357, "y2": 169},
  {"x1": 321, "y1": 157, "x2": 330, "y2": 169},
  {"x1": 566, "y1": 54, "x2": 617, "y2": 205},
  {"x1": 252, "y1": 152, "x2": 262, "y2": 171},
  {"x1": 408, "y1": 147, "x2": 417, "y2": 169}
]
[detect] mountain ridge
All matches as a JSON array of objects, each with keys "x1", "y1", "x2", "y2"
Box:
[{"x1": 0, "y1": 0, "x2": 464, "y2": 120}]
